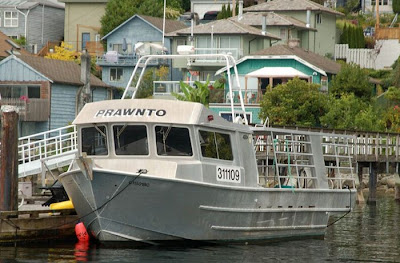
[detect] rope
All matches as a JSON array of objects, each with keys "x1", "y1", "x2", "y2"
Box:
[{"x1": 327, "y1": 188, "x2": 352, "y2": 227}]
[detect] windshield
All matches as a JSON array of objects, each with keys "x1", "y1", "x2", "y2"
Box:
[
  {"x1": 113, "y1": 125, "x2": 148, "y2": 155},
  {"x1": 155, "y1": 126, "x2": 192, "y2": 156}
]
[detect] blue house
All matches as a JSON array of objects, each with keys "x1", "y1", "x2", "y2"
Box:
[
  {"x1": 211, "y1": 44, "x2": 341, "y2": 124},
  {"x1": 0, "y1": 0, "x2": 65, "y2": 54},
  {"x1": 98, "y1": 14, "x2": 187, "y2": 91},
  {"x1": 0, "y1": 54, "x2": 112, "y2": 136}
]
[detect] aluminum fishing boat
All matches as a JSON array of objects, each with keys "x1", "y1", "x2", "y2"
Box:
[{"x1": 60, "y1": 54, "x2": 356, "y2": 244}]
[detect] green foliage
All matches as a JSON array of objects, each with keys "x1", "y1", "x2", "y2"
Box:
[
  {"x1": 339, "y1": 23, "x2": 365, "y2": 48},
  {"x1": 100, "y1": 0, "x2": 183, "y2": 37},
  {"x1": 13, "y1": 36, "x2": 26, "y2": 46},
  {"x1": 394, "y1": 0, "x2": 400, "y2": 14},
  {"x1": 133, "y1": 66, "x2": 169, "y2": 99},
  {"x1": 172, "y1": 77, "x2": 211, "y2": 106},
  {"x1": 320, "y1": 93, "x2": 383, "y2": 131},
  {"x1": 217, "y1": 5, "x2": 227, "y2": 19},
  {"x1": 259, "y1": 78, "x2": 328, "y2": 127},
  {"x1": 330, "y1": 63, "x2": 372, "y2": 101},
  {"x1": 391, "y1": 57, "x2": 400, "y2": 88}
]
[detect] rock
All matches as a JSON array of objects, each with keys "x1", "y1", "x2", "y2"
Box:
[{"x1": 387, "y1": 178, "x2": 396, "y2": 188}]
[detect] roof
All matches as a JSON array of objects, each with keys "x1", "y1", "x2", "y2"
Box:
[
  {"x1": 0, "y1": 0, "x2": 64, "y2": 9},
  {"x1": 166, "y1": 19, "x2": 280, "y2": 39},
  {"x1": 17, "y1": 55, "x2": 111, "y2": 88},
  {"x1": 72, "y1": 98, "x2": 250, "y2": 133},
  {"x1": 102, "y1": 14, "x2": 188, "y2": 40},
  {"x1": 251, "y1": 45, "x2": 341, "y2": 74},
  {"x1": 243, "y1": 0, "x2": 343, "y2": 16},
  {"x1": 0, "y1": 31, "x2": 29, "y2": 58},
  {"x1": 230, "y1": 12, "x2": 317, "y2": 31},
  {"x1": 245, "y1": 67, "x2": 309, "y2": 78}
]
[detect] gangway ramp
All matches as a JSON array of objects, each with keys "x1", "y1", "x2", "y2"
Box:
[{"x1": 18, "y1": 125, "x2": 77, "y2": 178}]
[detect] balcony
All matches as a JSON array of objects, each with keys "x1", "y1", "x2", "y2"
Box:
[
  {"x1": 97, "y1": 51, "x2": 166, "y2": 67},
  {"x1": 0, "y1": 98, "x2": 50, "y2": 121},
  {"x1": 153, "y1": 81, "x2": 260, "y2": 104},
  {"x1": 191, "y1": 48, "x2": 243, "y2": 66}
]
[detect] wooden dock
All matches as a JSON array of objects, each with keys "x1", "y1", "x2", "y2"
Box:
[{"x1": 0, "y1": 206, "x2": 78, "y2": 244}]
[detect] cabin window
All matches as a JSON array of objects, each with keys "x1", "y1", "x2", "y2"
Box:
[
  {"x1": 155, "y1": 126, "x2": 192, "y2": 156},
  {"x1": 81, "y1": 126, "x2": 108, "y2": 156},
  {"x1": 199, "y1": 130, "x2": 233, "y2": 161},
  {"x1": 113, "y1": 125, "x2": 148, "y2": 155}
]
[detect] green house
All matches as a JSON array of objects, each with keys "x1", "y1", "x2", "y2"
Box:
[{"x1": 210, "y1": 44, "x2": 341, "y2": 124}]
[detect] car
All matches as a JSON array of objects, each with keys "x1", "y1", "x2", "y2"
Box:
[
  {"x1": 364, "y1": 26, "x2": 375, "y2": 37},
  {"x1": 202, "y1": 11, "x2": 219, "y2": 21}
]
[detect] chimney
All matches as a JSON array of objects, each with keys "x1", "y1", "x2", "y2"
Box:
[
  {"x1": 77, "y1": 50, "x2": 92, "y2": 113},
  {"x1": 306, "y1": 8, "x2": 311, "y2": 28},
  {"x1": 238, "y1": 0, "x2": 243, "y2": 21},
  {"x1": 262, "y1": 14, "x2": 267, "y2": 35}
]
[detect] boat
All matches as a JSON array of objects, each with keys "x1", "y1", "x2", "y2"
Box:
[{"x1": 59, "y1": 53, "x2": 356, "y2": 244}]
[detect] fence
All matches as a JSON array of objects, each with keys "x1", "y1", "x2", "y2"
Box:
[
  {"x1": 376, "y1": 27, "x2": 400, "y2": 40},
  {"x1": 335, "y1": 44, "x2": 377, "y2": 68}
]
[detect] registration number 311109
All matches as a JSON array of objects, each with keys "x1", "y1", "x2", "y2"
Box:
[{"x1": 216, "y1": 166, "x2": 241, "y2": 183}]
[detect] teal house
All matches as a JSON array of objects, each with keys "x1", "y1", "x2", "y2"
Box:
[{"x1": 210, "y1": 44, "x2": 341, "y2": 124}]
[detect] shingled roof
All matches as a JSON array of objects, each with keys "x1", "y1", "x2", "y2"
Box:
[
  {"x1": 229, "y1": 12, "x2": 317, "y2": 31},
  {"x1": 251, "y1": 45, "x2": 341, "y2": 74},
  {"x1": 17, "y1": 55, "x2": 111, "y2": 88},
  {"x1": 0, "y1": 31, "x2": 29, "y2": 58},
  {"x1": 166, "y1": 19, "x2": 280, "y2": 39},
  {"x1": 244, "y1": 0, "x2": 343, "y2": 16},
  {"x1": 102, "y1": 14, "x2": 188, "y2": 40}
]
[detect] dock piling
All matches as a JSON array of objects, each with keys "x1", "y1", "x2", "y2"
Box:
[{"x1": 0, "y1": 106, "x2": 19, "y2": 212}]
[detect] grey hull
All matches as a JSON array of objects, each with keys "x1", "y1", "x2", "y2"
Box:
[{"x1": 60, "y1": 169, "x2": 355, "y2": 244}]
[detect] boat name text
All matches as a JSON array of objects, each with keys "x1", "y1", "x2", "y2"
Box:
[
  {"x1": 95, "y1": 108, "x2": 166, "y2": 118},
  {"x1": 216, "y1": 166, "x2": 241, "y2": 183}
]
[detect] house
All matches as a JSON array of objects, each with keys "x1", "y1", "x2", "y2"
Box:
[
  {"x1": 0, "y1": 0, "x2": 65, "y2": 54},
  {"x1": 0, "y1": 30, "x2": 29, "y2": 59},
  {"x1": 0, "y1": 54, "x2": 112, "y2": 136},
  {"x1": 210, "y1": 44, "x2": 341, "y2": 124},
  {"x1": 229, "y1": 12, "x2": 317, "y2": 49},
  {"x1": 98, "y1": 14, "x2": 187, "y2": 89},
  {"x1": 59, "y1": 0, "x2": 108, "y2": 53},
  {"x1": 362, "y1": 0, "x2": 392, "y2": 14},
  {"x1": 243, "y1": 0, "x2": 344, "y2": 57},
  {"x1": 166, "y1": 18, "x2": 280, "y2": 81}
]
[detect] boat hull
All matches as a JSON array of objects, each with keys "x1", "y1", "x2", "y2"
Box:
[{"x1": 60, "y1": 169, "x2": 355, "y2": 244}]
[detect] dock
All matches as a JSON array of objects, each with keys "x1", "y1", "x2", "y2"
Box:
[{"x1": 0, "y1": 203, "x2": 77, "y2": 244}]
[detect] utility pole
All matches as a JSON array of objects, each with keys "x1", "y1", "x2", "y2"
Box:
[{"x1": 232, "y1": 0, "x2": 236, "y2": 17}]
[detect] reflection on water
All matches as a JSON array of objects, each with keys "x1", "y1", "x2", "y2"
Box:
[{"x1": 1, "y1": 197, "x2": 399, "y2": 262}]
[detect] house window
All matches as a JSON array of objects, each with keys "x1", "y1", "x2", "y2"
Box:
[
  {"x1": 110, "y1": 68, "x2": 123, "y2": 82},
  {"x1": 113, "y1": 43, "x2": 132, "y2": 54},
  {"x1": 316, "y1": 14, "x2": 322, "y2": 24},
  {"x1": 4, "y1": 11, "x2": 18, "y2": 27},
  {"x1": 28, "y1": 86, "x2": 41, "y2": 98},
  {"x1": 82, "y1": 32, "x2": 90, "y2": 50}
]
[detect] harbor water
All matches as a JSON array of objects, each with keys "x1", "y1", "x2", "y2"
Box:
[{"x1": 0, "y1": 196, "x2": 399, "y2": 262}]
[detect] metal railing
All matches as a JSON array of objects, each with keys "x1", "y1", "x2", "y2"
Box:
[
  {"x1": 194, "y1": 48, "x2": 242, "y2": 60},
  {"x1": 153, "y1": 81, "x2": 215, "y2": 96},
  {"x1": 18, "y1": 125, "x2": 77, "y2": 168}
]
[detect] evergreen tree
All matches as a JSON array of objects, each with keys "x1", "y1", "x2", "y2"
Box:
[
  {"x1": 393, "y1": 0, "x2": 400, "y2": 14},
  {"x1": 226, "y1": 4, "x2": 232, "y2": 17},
  {"x1": 340, "y1": 24, "x2": 348, "y2": 44},
  {"x1": 218, "y1": 4, "x2": 226, "y2": 19}
]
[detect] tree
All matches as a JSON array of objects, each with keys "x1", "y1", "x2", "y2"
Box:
[
  {"x1": 393, "y1": 0, "x2": 400, "y2": 14},
  {"x1": 172, "y1": 77, "x2": 211, "y2": 107},
  {"x1": 330, "y1": 63, "x2": 373, "y2": 101},
  {"x1": 259, "y1": 78, "x2": 328, "y2": 127},
  {"x1": 45, "y1": 42, "x2": 79, "y2": 62},
  {"x1": 100, "y1": 0, "x2": 183, "y2": 37},
  {"x1": 320, "y1": 93, "x2": 383, "y2": 131}
]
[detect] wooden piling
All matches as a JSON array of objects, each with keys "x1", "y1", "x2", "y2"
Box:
[
  {"x1": 0, "y1": 106, "x2": 19, "y2": 211},
  {"x1": 357, "y1": 163, "x2": 365, "y2": 204},
  {"x1": 367, "y1": 162, "x2": 377, "y2": 204}
]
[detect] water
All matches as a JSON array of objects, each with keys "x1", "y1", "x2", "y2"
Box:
[{"x1": 1, "y1": 196, "x2": 399, "y2": 263}]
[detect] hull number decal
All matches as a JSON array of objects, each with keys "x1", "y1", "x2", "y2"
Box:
[{"x1": 216, "y1": 166, "x2": 241, "y2": 183}]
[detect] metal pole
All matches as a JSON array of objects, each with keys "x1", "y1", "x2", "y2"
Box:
[{"x1": 162, "y1": 0, "x2": 166, "y2": 52}]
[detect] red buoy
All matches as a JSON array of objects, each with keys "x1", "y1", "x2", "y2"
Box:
[{"x1": 75, "y1": 222, "x2": 89, "y2": 242}]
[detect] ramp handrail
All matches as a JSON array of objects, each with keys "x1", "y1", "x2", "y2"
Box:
[{"x1": 18, "y1": 125, "x2": 77, "y2": 176}]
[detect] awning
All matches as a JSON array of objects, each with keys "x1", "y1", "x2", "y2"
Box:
[{"x1": 245, "y1": 67, "x2": 309, "y2": 79}]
